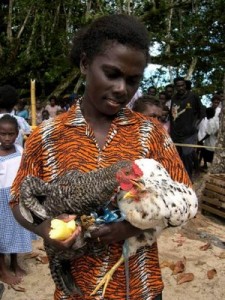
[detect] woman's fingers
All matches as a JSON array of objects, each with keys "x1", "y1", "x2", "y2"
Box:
[{"x1": 57, "y1": 214, "x2": 77, "y2": 222}]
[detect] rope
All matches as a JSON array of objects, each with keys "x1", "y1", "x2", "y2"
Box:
[{"x1": 174, "y1": 143, "x2": 225, "y2": 150}]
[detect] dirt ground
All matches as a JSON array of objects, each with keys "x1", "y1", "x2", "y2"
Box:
[{"x1": 1, "y1": 173, "x2": 225, "y2": 300}]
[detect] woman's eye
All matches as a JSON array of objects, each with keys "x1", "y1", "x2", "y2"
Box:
[{"x1": 106, "y1": 72, "x2": 118, "y2": 79}]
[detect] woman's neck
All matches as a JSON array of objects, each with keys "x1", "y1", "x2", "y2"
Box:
[{"x1": 80, "y1": 97, "x2": 114, "y2": 125}]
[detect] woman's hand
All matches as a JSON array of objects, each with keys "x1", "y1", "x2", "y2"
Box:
[
  {"x1": 12, "y1": 205, "x2": 82, "y2": 250},
  {"x1": 34, "y1": 214, "x2": 82, "y2": 250},
  {"x1": 90, "y1": 221, "x2": 141, "y2": 244}
]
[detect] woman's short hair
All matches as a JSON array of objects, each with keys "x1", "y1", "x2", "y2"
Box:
[{"x1": 70, "y1": 14, "x2": 150, "y2": 67}]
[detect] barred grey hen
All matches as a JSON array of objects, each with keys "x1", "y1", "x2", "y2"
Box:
[{"x1": 19, "y1": 160, "x2": 131, "y2": 297}]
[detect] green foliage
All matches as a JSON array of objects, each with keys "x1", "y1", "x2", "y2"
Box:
[{"x1": 0, "y1": 0, "x2": 224, "y2": 98}]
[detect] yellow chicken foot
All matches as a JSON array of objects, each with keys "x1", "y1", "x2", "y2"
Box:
[{"x1": 90, "y1": 255, "x2": 125, "y2": 297}]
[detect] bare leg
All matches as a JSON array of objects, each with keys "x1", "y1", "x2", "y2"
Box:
[
  {"x1": 10, "y1": 253, "x2": 27, "y2": 278},
  {"x1": 90, "y1": 255, "x2": 125, "y2": 297},
  {"x1": 0, "y1": 253, "x2": 21, "y2": 285}
]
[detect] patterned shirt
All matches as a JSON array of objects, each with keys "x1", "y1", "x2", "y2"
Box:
[{"x1": 11, "y1": 100, "x2": 191, "y2": 300}]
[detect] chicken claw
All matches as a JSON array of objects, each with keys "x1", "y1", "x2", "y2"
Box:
[{"x1": 90, "y1": 255, "x2": 124, "y2": 297}]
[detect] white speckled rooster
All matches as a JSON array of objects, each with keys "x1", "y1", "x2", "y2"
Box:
[{"x1": 91, "y1": 158, "x2": 198, "y2": 296}]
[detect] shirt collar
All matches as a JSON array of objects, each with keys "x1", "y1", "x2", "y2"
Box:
[{"x1": 64, "y1": 99, "x2": 138, "y2": 127}]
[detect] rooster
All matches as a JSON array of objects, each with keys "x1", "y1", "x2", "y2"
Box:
[
  {"x1": 19, "y1": 158, "x2": 198, "y2": 298},
  {"x1": 91, "y1": 158, "x2": 198, "y2": 297}
]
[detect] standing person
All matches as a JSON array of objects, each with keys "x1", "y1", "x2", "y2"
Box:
[
  {"x1": 15, "y1": 99, "x2": 29, "y2": 121},
  {"x1": 0, "y1": 85, "x2": 31, "y2": 146},
  {"x1": 158, "y1": 91, "x2": 167, "y2": 106},
  {"x1": 10, "y1": 15, "x2": 197, "y2": 300},
  {"x1": 211, "y1": 94, "x2": 221, "y2": 117},
  {"x1": 170, "y1": 77, "x2": 205, "y2": 180},
  {"x1": 0, "y1": 115, "x2": 34, "y2": 285},
  {"x1": 45, "y1": 96, "x2": 61, "y2": 118},
  {"x1": 147, "y1": 85, "x2": 157, "y2": 96},
  {"x1": 198, "y1": 107, "x2": 219, "y2": 169},
  {"x1": 35, "y1": 99, "x2": 45, "y2": 125},
  {"x1": 164, "y1": 84, "x2": 174, "y2": 109},
  {"x1": 41, "y1": 109, "x2": 51, "y2": 121}
]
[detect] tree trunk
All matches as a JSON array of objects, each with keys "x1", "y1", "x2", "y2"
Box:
[
  {"x1": 210, "y1": 73, "x2": 225, "y2": 174},
  {"x1": 7, "y1": 0, "x2": 13, "y2": 42},
  {"x1": 165, "y1": 0, "x2": 174, "y2": 83},
  {"x1": 49, "y1": 68, "x2": 80, "y2": 98}
]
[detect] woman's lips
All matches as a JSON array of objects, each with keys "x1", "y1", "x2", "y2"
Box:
[{"x1": 106, "y1": 98, "x2": 126, "y2": 107}]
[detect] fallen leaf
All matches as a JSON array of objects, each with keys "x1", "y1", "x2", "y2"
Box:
[
  {"x1": 24, "y1": 252, "x2": 40, "y2": 259},
  {"x1": 172, "y1": 257, "x2": 186, "y2": 275},
  {"x1": 199, "y1": 243, "x2": 212, "y2": 251},
  {"x1": 217, "y1": 252, "x2": 225, "y2": 259},
  {"x1": 177, "y1": 273, "x2": 194, "y2": 284},
  {"x1": 36, "y1": 256, "x2": 49, "y2": 264},
  {"x1": 10, "y1": 285, "x2": 26, "y2": 292},
  {"x1": 207, "y1": 269, "x2": 217, "y2": 279},
  {"x1": 172, "y1": 234, "x2": 186, "y2": 246},
  {"x1": 160, "y1": 260, "x2": 175, "y2": 269}
]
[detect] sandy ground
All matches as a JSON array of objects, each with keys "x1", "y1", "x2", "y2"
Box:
[{"x1": 1, "y1": 174, "x2": 225, "y2": 300}]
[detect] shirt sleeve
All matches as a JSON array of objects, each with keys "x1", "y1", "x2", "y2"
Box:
[{"x1": 10, "y1": 127, "x2": 43, "y2": 207}]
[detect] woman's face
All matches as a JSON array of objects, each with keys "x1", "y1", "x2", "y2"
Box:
[{"x1": 81, "y1": 42, "x2": 146, "y2": 116}]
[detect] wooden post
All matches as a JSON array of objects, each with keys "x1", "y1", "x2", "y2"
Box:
[{"x1": 30, "y1": 79, "x2": 36, "y2": 128}]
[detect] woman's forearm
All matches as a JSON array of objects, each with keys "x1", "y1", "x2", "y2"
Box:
[{"x1": 12, "y1": 204, "x2": 41, "y2": 236}]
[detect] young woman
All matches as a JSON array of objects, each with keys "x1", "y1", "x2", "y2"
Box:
[
  {"x1": 11, "y1": 15, "x2": 196, "y2": 299},
  {"x1": 0, "y1": 115, "x2": 34, "y2": 285}
]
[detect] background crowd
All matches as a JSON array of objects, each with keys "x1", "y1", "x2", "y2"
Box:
[{"x1": 129, "y1": 78, "x2": 222, "y2": 181}]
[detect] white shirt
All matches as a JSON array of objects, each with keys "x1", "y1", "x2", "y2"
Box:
[
  {"x1": 204, "y1": 116, "x2": 220, "y2": 151},
  {"x1": 0, "y1": 144, "x2": 23, "y2": 188}
]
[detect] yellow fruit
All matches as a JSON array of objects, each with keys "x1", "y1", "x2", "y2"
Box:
[{"x1": 49, "y1": 219, "x2": 76, "y2": 241}]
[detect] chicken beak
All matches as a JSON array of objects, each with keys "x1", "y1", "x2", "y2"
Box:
[
  {"x1": 129, "y1": 179, "x2": 145, "y2": 190},
  {"x1": 122, "y1": 179, "x2": 145, "y2": 200}
]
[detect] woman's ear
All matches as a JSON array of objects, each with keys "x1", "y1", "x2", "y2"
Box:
[{"x1": 80, "y1": 53, "x2": 88, "y2": 75}]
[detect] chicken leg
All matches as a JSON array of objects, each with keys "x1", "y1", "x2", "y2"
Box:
[{"x1": 90, "y1": 255, "x2": 125, "y2": 297}]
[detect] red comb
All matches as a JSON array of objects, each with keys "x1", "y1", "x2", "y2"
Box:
[{"x1": 132, "y1": 162, "x2": 143, "y2": 177}]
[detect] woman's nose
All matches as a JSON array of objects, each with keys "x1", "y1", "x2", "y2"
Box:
[{"x1": 114, "y1": 79, "x2": 127, "y2": 95}]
